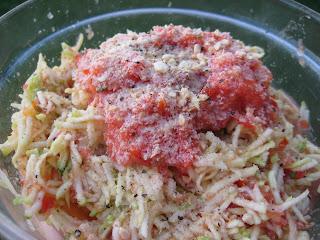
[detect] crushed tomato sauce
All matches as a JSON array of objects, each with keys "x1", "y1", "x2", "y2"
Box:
[{"x1": 73, "y1": 25, "x2": 277, "y2": 173}]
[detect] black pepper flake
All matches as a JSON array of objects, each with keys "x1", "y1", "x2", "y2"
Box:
[
  {"x1": 178, "y1": 216, "x2": 184, "y2": 220},
  {"x1": 230, "y1": 111, "x2": 235, "y2": 115},
  {"x1": 134, "y1": 194, "x2": 138, "y2": 198},
  {"x1": 35, "y1": 174, "x2": 38, "y2": 179},
  {"x1": 142, "y1": 193, "x2": 147, "y2": 198},
  {"x1": 121, "y1": 185, "x2": 125, "y2": 190},
  {"x1": 142, "y1": 169, "x2": 147, "y2": 173},
  {"x1": 119, "y1": 96, "x2": 124, "y2": 101},
  {"x1": 75, "y1": 229, "x2": 81, "y2": 238},
  {"x1": 106, "y1": 204, "x2": 111, "y2": 208}
]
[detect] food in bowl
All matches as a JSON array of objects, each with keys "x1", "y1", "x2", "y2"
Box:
[{"x1": 0, "y1": 25, "x2": 319, "y2": 240}]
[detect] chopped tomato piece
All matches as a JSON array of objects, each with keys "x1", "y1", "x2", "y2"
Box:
[
  {"x1": 236, "y1": 120, "x2": 256, "y2": 130},
  {"x1": 60, "y1": 188, "x2": 96, "y2": 221},
  {"x1": 129, "y1": 147, "x2": 144, "y2": 163},
  {"x1": 297, "y1": 119, "x2": 309, "y2": 129},
  {"x1": 295, "y1": 171, "x2": 306, "y2": 179},
  {"x1": 67, "y1": 79, "x2": 74, "y2": 88},
  {"x1": 228, "y1": 203, "x2": 239, "y2": 209},
  {"x1": 267, "y1": 211, "x2": 287, "y2": 227},
  {"x1": 92, "y1": 67, "x2": 103, "y2": 76},
  {"x1": 261, "y1": 188, "x2": 274, "y2": 203},
  {"x1": 269, "y1": 138, "x2": 289, "y2": 159},
  {"x1": 235, "y1": 179, "x2": 246, "y2": 187},
  {"x1": 278, "y1": 138, "x2": 289, "y2": 151},
  {"x1": 82, "y1": 69, "x2": 90, "y2": 75},
  {"x1": 261, "y1": 223, "x2": 277, "y2": 240},
  {"x1": 43, "y1": 164, "x2": 60, "y2": 181},
  {"x1": 59, "y1": 201, "x2": 96, "y2": 221},
  {"x1": 49, "y1": 168, "x2": 59, "y2": 180},
  {"x1": 40, "y1": 193, "x2": 56, "y2": 214},
  {"x1": 157, "y1": 98, "x2": 167, "y2": 116},
  {"x1": 235, "y1": 177, "x2": 255, "y2": 188},
  {"x1": 284, "y1": 169, "x2": 306, "y2": 179}
]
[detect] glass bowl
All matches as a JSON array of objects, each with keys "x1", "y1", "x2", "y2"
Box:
[{"x1": 0, "y1": 0, "x2": 320, "y2": 239}]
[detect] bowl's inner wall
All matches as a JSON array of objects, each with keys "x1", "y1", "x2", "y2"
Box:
[{"x1": 0, "y1": 0, "x2": 320, "y2": 239}]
